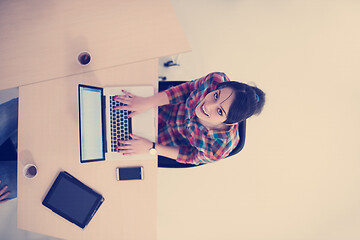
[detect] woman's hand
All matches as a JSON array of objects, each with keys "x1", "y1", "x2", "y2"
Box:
[
  {"x1": 0, "y1": 180, "x2": 10, "y2": 204},
  {"x1": 116, "y1": 133, "x2": 153, "y2": 155},
  {"x1": 113, "y1": 90, "x2": 154, "y2": 118}
]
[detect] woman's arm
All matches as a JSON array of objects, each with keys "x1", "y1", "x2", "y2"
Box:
[
  {"x1": 163, "y1": 72, "x2": 230, "y2": 105},
  {"x1": 117, "y1": 133, "x2": 230, "y2": 165},
  {"x1": 149, "y1": 91, "x2": 170, "y2": 107},
  {"x1": 114, "y1": 90, "x2": 169, "y2": 118},
  {"x1": 117, "y1": 134, "x2": 179, "y2": 159},
  {"x1": 155, "y1": 143, "x2": 179, "y2": 160}
]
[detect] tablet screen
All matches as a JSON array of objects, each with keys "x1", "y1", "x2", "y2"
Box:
[{"x1": 43, "y1": 171, "x2": 104, "y2": 228}]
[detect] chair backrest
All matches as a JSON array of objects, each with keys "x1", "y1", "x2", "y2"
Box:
[{"x1": 157, "y1": 81, "x2": 246, "y2": 168}]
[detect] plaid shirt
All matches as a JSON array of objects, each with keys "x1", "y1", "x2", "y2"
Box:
[{"x1": 158, "y1": 72, "x2": 239, "y2": 165}]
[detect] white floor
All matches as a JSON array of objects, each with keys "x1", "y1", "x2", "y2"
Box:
[
  {"x1": 0, "y1": 199, "x2": 60, "y2": 240},
  {"x1": 0, "y1": 87, "x2": 18, "y2": 105}
]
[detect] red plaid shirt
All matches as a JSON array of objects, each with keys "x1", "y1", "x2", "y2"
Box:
[{"x1": 158, "y1": 72, "x2": 240, "y2": 165}]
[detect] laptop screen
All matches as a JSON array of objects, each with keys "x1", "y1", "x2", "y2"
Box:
[{"x1": 78, "y1": 85, "x2": 105, "y2": 162}]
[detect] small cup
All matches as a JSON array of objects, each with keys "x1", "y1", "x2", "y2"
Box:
[
  {"x1": 23, "y1": 164, "x2": 38, "y2": 179},
  {"x1": 78, "y1": 52, "x2": 91, "y2": 65}
]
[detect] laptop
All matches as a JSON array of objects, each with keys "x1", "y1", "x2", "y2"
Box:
[{"x1": 78, "y1": 84, "x2": 156, "y2": 163}]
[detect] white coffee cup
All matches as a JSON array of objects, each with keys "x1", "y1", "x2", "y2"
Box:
[{"x1": 23, "y1": 164, "x2": 38, "y2": 179}]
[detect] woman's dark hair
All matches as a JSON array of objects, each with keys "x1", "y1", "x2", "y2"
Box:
[{"x1": 216, "y1": 81, "x2": 265, "y2": 124}]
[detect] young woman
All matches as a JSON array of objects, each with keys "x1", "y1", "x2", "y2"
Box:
[
  {"x1": 0, "y1": 72, "x2": 265, "y2": 201},
  {"x1": 114, "y1": 72, "x2": 265, "y2": 165}
]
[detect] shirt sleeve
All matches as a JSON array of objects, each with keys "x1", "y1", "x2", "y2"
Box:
[
  {"x1": 176, "y1": 138, "x2": 232, "y2": 165},
  {"x1": 163, "y1": 72, "x2": 230, "y2": 104}
]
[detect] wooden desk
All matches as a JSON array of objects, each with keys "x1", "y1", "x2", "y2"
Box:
[
  {"x1": 17, "y1": 59, "x2": 158, "y2": 240},
  {"x1": 0, "y1": 0, "x2": 190, "y2": 90},
  {"x1": 2, "y1": 0, "x2": 190, "y2": 238}
]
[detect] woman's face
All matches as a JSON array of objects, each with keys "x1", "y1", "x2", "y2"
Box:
[{"x1": 195, "y1": 87, "x2": 235, "y2": 129}]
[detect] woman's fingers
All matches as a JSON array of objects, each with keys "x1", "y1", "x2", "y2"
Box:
[
  {"x1": 117, "y1": 138, "x2": 140, "y2": 155},
  {"x1": 127, "y1": 111, "x2": 138, "y2": 119},
  {"x1": 118, "y1": 134, "x2": 140, "y2": 141},
  {"x1": 121, "y1": 90, "x2": 135, "y2": 98},
  {"x1": 0, "y1": 185, "x2": 8, "y2": 195},
  {"x1": 129, "y1": 133, "x2": 140, "y2": 140},
  {"x1": 116, "y1": 143, "x2": 131, "y2": 150},
  {"x1": 114, "y1": 95, "x2": 131, "y2": 101},
  {"x1": 112, "y1": 91, "x2": 150, "y2": 118},
  {"x1": 0, "y1": 185, "x2": 10, "y2": 202},
  {"x1": 0, "y1": 191, "x2": 10, "y2": 201},
  {"x1": 113, "y1": 96, "x2": 136, "y2": 116},
  {"x1": 116, "y1": 134, "x2": 150, "y2": 155},
  {"x1": 113, "y1": 95, "x2": 131, "y2": 104},
  {"x1": 119, "y1": 149, "x2": 136, "y2": 155},
  {"x1": 116, "y1": 144, "x2": 136, "y2": 155}
]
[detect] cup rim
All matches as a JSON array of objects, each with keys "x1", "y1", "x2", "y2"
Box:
[{"x1": 23, "y1": 164, "x2": 38, "y2": 179}]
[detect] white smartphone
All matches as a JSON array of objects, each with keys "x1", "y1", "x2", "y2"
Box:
[{"x1": 116, "y1": 167, "x2": 144, "y2": 181}]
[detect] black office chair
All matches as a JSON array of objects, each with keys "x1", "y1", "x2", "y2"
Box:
[{"x1": 157, "y1": 81, "x2": 246, "y2": 168}]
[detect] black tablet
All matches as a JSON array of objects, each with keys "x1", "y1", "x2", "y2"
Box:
[{"x1": 42, "y1": 171, "x2": 104, "y2": 229}]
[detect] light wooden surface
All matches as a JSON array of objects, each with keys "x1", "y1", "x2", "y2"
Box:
[
  {"x1": 17, "y1": 59, "x2": 158, "y2": 240},
  {"x1": 0, "y1": 0, "x2": 191, "y2": 90}
]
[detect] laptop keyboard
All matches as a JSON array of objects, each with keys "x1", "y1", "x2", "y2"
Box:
[{"x1": 109, "y1": 96, "x2": 132, "y2": 152}]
